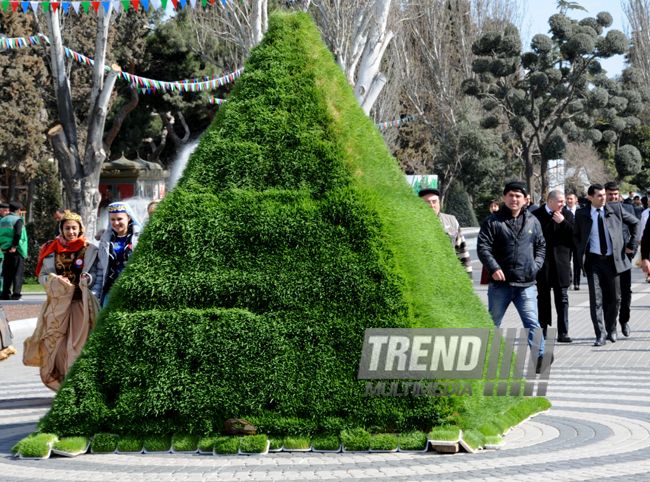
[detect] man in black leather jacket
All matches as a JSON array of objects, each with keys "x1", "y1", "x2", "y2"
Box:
[{"x1": 478, "y1": 181, "x2": 547, "y2": 369}]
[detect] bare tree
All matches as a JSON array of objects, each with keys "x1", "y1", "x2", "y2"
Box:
[
  {"x1": 623, "y1": 0, "x2": 650, "y2": 89},
  {"x1": 564, "y1": 141, "x2": 611, "y2": 196}
]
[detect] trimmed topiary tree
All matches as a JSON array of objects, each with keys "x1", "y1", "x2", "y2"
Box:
[
  {"x1": 38, "y1": 11, "x2": 525, "y2": 438},
  {"x1": 445, "y1": 183, "x2": 479, "y2": 227}
]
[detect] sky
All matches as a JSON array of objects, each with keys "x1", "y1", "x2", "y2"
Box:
[{"x1": 525, "y1": 0, "x2": 628, "y2": 76}]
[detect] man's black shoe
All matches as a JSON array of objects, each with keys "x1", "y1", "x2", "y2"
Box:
[
  {"x1": 606, "y1": 332, "x2": 617, "y2": 343},
  {"x1": 536, "y1": 353, "x2": 555, "y2": 374},
  {"x1": 1, "y1": 295, "x2": 11, "y2": 301},
  {"x1": 594, "y1": 337, "x2": 606, "y2": 346},
  {"x1": 10, "y1": 294, "x2": 21, "y2": 301},
  {"x1": 574, "y1": 285, "x2": 580, "y2": 290},
  {"x1": 557, "y1": 335, "x2": 572, "y2": 343},
  {"x1": 621, "y1": 323, "x2": 630, "y2": 337}
]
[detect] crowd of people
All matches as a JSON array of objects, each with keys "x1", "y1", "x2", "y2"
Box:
[{"x1": 420, "y1": 181, "x2": 650, "y2": 374}]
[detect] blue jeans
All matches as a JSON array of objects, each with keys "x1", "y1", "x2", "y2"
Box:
[{"x1": 488, "y1": 283, "x2": 544, "y2": 356}]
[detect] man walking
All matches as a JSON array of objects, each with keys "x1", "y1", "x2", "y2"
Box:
[
  {"x1": 0, "y1": 202, "x2": 28, "y2": 301},
  {"x1": 604, "y1": 182, "x2": 637, "y2": 337},
  {"x1": 418, "y1": 188, "x2": 473, "y2": 279},
  {"x1": 478, "y1": 181, "x2": 547, "y2": 369},
  {"x1": 532, "y1": 190, "x2": 574, "y2": 343},
  {"x1": 573, "y1": 184, "x2": 639, "y2": 346},
  {"x1": 566, "y1": 193, "x2": 582, "y2": 290}
]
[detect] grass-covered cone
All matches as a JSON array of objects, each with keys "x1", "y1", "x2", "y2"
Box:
[{"x1": 39, "y1": 11, "x2": 510, "y2": 437}]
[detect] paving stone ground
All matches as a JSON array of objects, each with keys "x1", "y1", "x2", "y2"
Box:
[{"x1": 2, "y1": 261, "x2": 650, "y2": 481}]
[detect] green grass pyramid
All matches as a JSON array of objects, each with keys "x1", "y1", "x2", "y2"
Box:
[{"x1": 40, "y1": 12, "x2": 517, "y2": 437}]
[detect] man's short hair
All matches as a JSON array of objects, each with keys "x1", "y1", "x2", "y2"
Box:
[
  {"x1": 51, "y1": 207, "x2": 65, "y2": 215},
  {"x1": 418, "y1": 188, "x2": 440, "y2": 198},
  {"x1": 567, "y1": 193, "x2": 577, "y2": 198},
  {"x1": 604, "y1": 181, "x2": 620, "y2": 192},
  {"x1": 503, "y1": 181, "x2": 527, "y2": 196},
  {"x1": 547, "y1": 190, "x2": 564, "y2": 201},
  {"x1": 588, "y1": 184, "x2": 605, "y2": 196}
]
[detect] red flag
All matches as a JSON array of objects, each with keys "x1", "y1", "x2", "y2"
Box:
[
  {"x1": 11, "y1": 1, "x2": 18, "y2": 10},
  {"x1": 51, "y1": 1, "x2": 59, "y2": 11},
  {"x1": 170, "y1": 0, "x2": 176, "y2": 7},
  {"x1": 91, "y1": 1, "x2": 99, "y2": 11},
  {"x1": 130, "y1": 0, "x2": 138, "y2": 9}
]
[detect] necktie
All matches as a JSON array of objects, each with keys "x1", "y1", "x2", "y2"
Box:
[{"x1": 598, "y1": 209, "x2": 608, "y2": 255}]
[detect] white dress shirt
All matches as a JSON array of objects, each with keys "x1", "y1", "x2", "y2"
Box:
[{"x1": 589, "y1": 205, "x2": 613, "y2": 256}]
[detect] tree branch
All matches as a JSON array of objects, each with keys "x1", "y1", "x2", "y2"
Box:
[{"x1": 103, "y1": 83, "x2": 139, "y2": 152}]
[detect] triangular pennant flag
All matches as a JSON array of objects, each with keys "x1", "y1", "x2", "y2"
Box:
[
  {"x1": 130, "y1": 0, "x2": 138, "y2": 9},
  {"x1": 82, "y1": 0, "x2": 89, "y2": 11},
  {"x1": 188, "y1": 0, "x2": 195, "y2": 7},
  {"x1": 177, "y1": 0, "x2": 185, "y2": 8},
  {"x1": 51, "y1": 1, "x2": 59, "y2": 11},
  {"x1": 121, "y1": 0, "x2": 128, "y2": 8},
  {"x1": 159, "y1": 0, "x2": 166, "y2": 8},
  {"x1": 91, "y1": 1, "x2": 98, "y2": 11},
  {"x1": 112, "y1": 0, "x2": 120, "y2": 11},
  {"x1": 62, "y1": 1, "x2": 69, "y2": 12},
  {"x1": 42, "y1": 1, "x2": 50, "y2": 11},
  {"x1": 30, "y1": 1, "x2": 38, "y2": 11},
  {"x1": 139, "y1": 0, "x2": 147, "y2": 8},
  {"x1": 1, "y1": 1, "x2": 9, "y2": 11},
  {"x1": 71, "y1": 1, "x2": 80, "y2": 11},
  {"x1": 11, "y1": 1, "x2": 18, "y2": 10},
  {"x1": 170, "y1": 0, "x2": 177, "y2": 8},
  {"x1": 101, "y1": 0, "x2": 110, "y2": 12},
  {"x1": 201, "y1": 0, "x2": 206, "y2": 5}
]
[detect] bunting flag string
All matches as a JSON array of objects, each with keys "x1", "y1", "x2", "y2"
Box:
[
  {"x1": 206, "y1": 98, "x2": 226, "y2": 105},
  {"x1": 1, "y1": 34, "x2": 243, "y2": 95},
  {"x1": 376, "y1": 111, "x2": 425, "y2": 130},
  {"x1": 0, "y1": 0, "x2": 251, "y2": 14}
]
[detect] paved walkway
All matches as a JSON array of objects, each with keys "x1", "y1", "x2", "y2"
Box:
[{"x1": 1, "y1": 269, "x2": 650, "y2": 481}]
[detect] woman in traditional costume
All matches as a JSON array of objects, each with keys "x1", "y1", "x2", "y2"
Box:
[
  {"x1": 98, "y1": 202, "x2": 142, "y2": 307},
  {"x1": 23, "y1": 212, "x2": 102, "y2": 391}
]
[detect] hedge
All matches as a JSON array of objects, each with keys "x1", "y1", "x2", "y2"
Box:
[{"x1": 38, "y1": 11, "x2": 523, "y2": 437}]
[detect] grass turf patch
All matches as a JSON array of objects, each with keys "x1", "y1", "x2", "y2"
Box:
[
  {"x1": 311, "y1": 434, "x2": 340, "y2": 451},
  {"x1": 143, "y1": 434, "x2": 172, "y2": 452},
  {"x1": 240, "y1": 435, "x2": 269, "y2": 453},
  {"x1": 282, "y1": 435, "x2": 311, "y2": 450},
  {"x1": 38, "y1": 10, "x2": 526, "y2": 437},
  {"x1": 462, "y1": 429, "x2": 486, "y2": 451},
  {"x1": 52, "y1": 436, "x2": 89, "y2": 453},
  {"x1": 17, "y1": 437, "x2": 52, "y2": 458},
  {"x1": 198, "y1": 435, "x2": 219, "y2": 453},
  {"x1": 398, "y1": 431, "x2": 427, "y2": 451},
  {"x1": 340, "y1": 428, "x2": 370, "y2": 452},
  {"x1": 484, "y1": 435, "x2": 504, "y2": 446},
  {"x1": 172, "y1": 433, "x2": 199, "y2": 452},
  {"x1": 370, "y1": 434, "x2": 398, "y2": 451},
  {"x1": 11, "y1": 433, "x2": 57, "y2": 456},
  {"x1": 213, "y1": 436, "x2": 240, "y2": 455},
  {"x1": 428, "y1": 426, "x2": 461, "y2": 442},
  {"x1": 117, "y1": 435, "x2": 143, "y2": 453},
  {"x1": 269, "y1": 436, "x2": 284, "y2": 451},
  {"x1": 91, "y1": 433, "x2": 118, "y2": 453}
]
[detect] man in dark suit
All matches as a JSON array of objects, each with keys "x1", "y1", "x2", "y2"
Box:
[
  {"x1": 604, "y1": 182, "x2": 638, "y2": 337},
  {"x1": 566, "y1": 193, "x2": 583, "y2": 290},
  {"x1": 533, "y1": 190, "x2": 574, "y2": 343},
  {"x1": 573, "y1": 184, "x2": 640, "y2": 346}
]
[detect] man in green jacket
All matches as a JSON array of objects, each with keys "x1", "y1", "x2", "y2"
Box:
[
  {"x1": 0, "y1": 202, "x2": 28, "y2": 300},
  {"x1": 0, "y1": 202, "x2": 8, "y2": 293}
]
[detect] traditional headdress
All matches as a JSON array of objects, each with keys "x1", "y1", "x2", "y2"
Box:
[
  {"x1": 107, "y1": 202, "x2": 143, "y2": 229},
  {"x1": 59, "y1": 212, "x2": 85, "y2": 234}
]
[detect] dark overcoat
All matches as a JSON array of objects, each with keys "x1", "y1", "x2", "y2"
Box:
[{"x1": 532, "y1": 206, "x2": 574, "y2": 288}]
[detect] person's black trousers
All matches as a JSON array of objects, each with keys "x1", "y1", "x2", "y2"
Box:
[
  {"x1": 585, "y1": 254, "x2": 620, "y2": 339},
  {"x1": 619, "y1": 268, "x2": 632, "y2": 325},
  {"x1": 570, "y1": 246, "x2": 581, "y2": 287},
  {"x1": 537, "y1": 282, "x2": 569, "y2": 338},
  {"x1": 2, "y1": 253, "x2": 24, "y2": 299}
]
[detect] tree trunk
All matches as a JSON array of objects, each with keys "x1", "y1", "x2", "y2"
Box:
[
  {"x1": 251, "y1": 0, "x2": 268, "y2": 46},
  {"x1": 46, "y1": 7, "x2": 122, "y2": 241},
  {"x1": 540, "y1": 155, "x2": 549, "y2": 203},
  {"x1": 26, "y1": 179, "x2": 35, "y2": 223},
  {"x1": 524, "y1": 146, "x2": 535, "y2": 201},
  {"x1": 7, "y1": 170, "x2": 16, "y2": 203},
  {"x1": 354, "y1": 0, "x2": 394, "y2": 114}
]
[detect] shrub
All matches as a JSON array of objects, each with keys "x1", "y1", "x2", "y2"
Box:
[
  {"x1": 428, "y1": 426, "x2": 461, "y2": 442},
  {"x1": 38, "y1": 11, "x2": 514, "y2": 438},
  {"x1": 341, "y1": 428, "x2": 370, "y2": 451},
  {"x1": 240, "y1": 434, "x2": 269, "y2": 453},
  {"x1": 53, "y1": 436, "x2": 89, "y2": 453},
  {"x1": 370, "y1": 434, "x2": 398, "y2": 451},
  {"x1": 144, "y1": 434, "x2": 172, "y2": 452},
  {"x1": 445, "y1": 184, "x2": 479, "y2": 227},
  {"x1": 213, "y1": 436, "x2": 240, "y2": 455},
  {"x1": 462, "y1": 429, "x2": 486, "y2": 451},
  {"x1": 282, "y1": 436, "x2": 311, "y2": 450},
  {"x1": 117, "y1": 435, "x2": 143, "y2": 453},
  {"x1": 398, "y1": 431, "x2": 428, "y2": 451},
  {"x1": 172, "y1": 433, "x2": 199, "y2": 452},
  {"x1": 198, "y1": 435, "x2": 219, "y2": 453},
  {"x1": 11, "y1": 433, "x2": 57, "y2": 455},
  {"x1": 312, "y1": 434, "x2": 340, "y2": 451},
  {"x1": 91, "y1": 433, "x2": 119, "y2": 453},
  {"x1": 269, "y1": 436, "x2": 283, "y2": 451}
]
